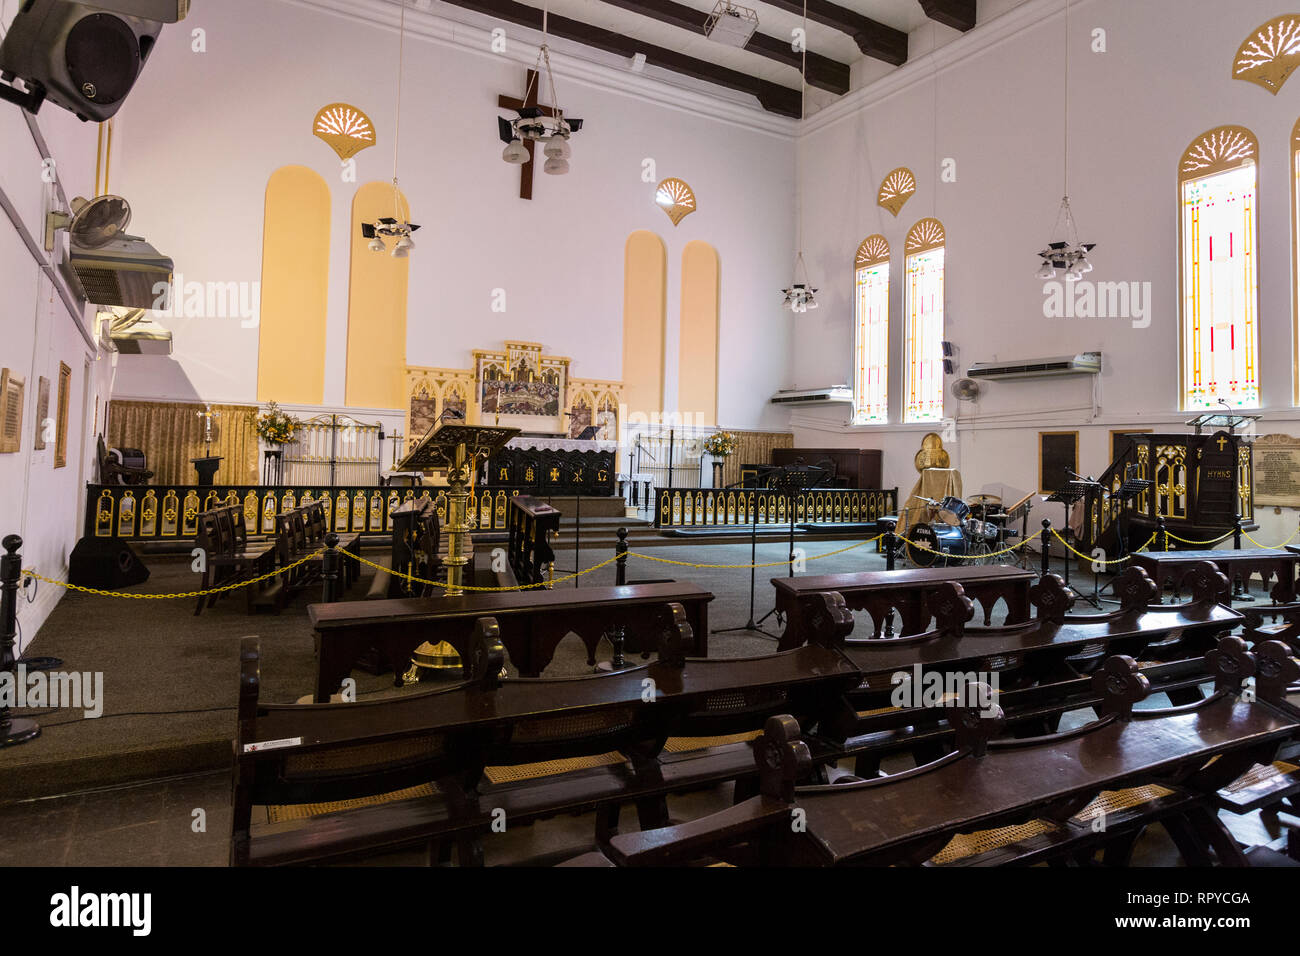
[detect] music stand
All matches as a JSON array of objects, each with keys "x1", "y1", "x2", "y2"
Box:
[
  {"x1": 1113, "y1": 467, "x2": 1152, "y2": 560},
  {"x1": 1044, "y1": 480, "x2": 1088, "y2": 587},
  {"x1": 716, "y1": 464, "x2": 827, "y2": 640},
  {"x1": 1062, "y1": 475, "x2": 1105, "y2": 608}
]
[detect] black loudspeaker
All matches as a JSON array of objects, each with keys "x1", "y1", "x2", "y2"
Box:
[
  {"x1": 0, "y1": 1, "x2": 187, "y2": 121},
  {"x1": 68, "y1": 535, "x2": 150, "y2": 589}
]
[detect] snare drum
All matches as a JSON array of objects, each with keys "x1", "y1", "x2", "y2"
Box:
[{"x1": 966, "y1": 519, "x2": 999, "y2": 542}]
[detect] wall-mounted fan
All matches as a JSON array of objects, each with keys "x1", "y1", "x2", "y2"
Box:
[
  {"x1": 951, "y1": 378, "x2": 983, "y2": 402},
  {"x1": 46, "y1": 195, "x2": 131, "y2": 251}
]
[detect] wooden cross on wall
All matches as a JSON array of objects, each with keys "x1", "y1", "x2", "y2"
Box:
[{"x1": 498, "y1": 70, "x2": 558, "y2": 201}]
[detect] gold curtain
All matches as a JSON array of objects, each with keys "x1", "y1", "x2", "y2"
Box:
[
  {"x1": 721, "y1": 430, "x2": 793, "y2": 486},
  {"x1": 106, "y1": 400, "x2": 259, "y2": 485}
]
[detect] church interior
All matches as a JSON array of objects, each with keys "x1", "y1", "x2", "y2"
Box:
[{"x1": 6, "y1": 0, "x2": 1300, "y2": 892}]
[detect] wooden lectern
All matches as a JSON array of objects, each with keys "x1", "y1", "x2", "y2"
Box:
[{"x1": 396, "y1": 423, "x2": 520, "y2": 682}]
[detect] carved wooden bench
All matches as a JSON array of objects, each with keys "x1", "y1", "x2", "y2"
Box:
[
  {"x1": 231, "y1": 609, "x2": 860, "y2": 866},
  {"x1": 308, "y1": 580, "x2": 714, "y2": 698},
  {"x1": 572, "y1": 639, "x2": 1300, "y2": 868}
]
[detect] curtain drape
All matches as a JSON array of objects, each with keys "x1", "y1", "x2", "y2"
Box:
[
  {"x1": 722, "y1": 430, "x2": 794, "y2": 487},
  {"x1": 106, "y1": 400, "x2": 259, "y2": 485}
]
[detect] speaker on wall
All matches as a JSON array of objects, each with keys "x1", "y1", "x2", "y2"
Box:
[
  {"x1": 0, "y1": 1, "x2": 188, "y2": 121},
  {"x1": 68, "y1": 535, "x2": 149, "y2": 589}
]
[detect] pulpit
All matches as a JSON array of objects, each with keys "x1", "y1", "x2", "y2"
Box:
[{"x1": 191, "y1": 456, "x2": 222, "y2": 487}]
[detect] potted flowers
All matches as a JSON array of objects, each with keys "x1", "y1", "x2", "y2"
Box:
[
  {"x1": 702, "y1": 430, "x2": 737, "y2": 487},
  {"x1": 253, "y1": 401, "x2": 300, "y2": 484}
]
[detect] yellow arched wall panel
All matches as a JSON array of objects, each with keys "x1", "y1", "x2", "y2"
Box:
[
  {"x1": 257, "y1": 166, "x2": 330, "y2": 404},
  {"x1": 678, "y1": 240, "x2": 719, "y2": 426},
  {"x1": 623, "y1": 230, "x2": 667, "y2": 419},
  {"x1": 346, "y1": 181, "x2": 412, "y2": 410}
]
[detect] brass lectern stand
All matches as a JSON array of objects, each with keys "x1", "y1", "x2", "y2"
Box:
[{"x1": 395, "y1": 423, "x2": 520, "y2": 682}]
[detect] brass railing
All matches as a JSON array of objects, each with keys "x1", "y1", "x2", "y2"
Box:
[{"x1": 654, "y1": 486, "x2": 897, "y2": 529}]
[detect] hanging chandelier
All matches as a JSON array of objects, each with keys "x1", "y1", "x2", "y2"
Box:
[
  {"x1": 499, "y1": 10, "x2": 583, "y2": 175},
  {"x1": 364, "y1": 0, "x2": 419, "y2": 258},
  {"x1": 782, "y1": 0, "x2": 816, "y2": 313},
  {"x1": 1035, "y1": 0, "x2": 1094, "y2": 281},
  {"x1": 782, "y1": 253, "x2": 818, "y2": 312}
]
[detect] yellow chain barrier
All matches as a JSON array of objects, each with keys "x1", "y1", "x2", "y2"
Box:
[
  {"x1": 1165, "y1": 530, "x2": 1235, "y2": 547},
  {"x1": 897, "y1": 528, "x2": 1043, "y2": 562},
  {"x1": 626, "y1": 536, "x2": 880, "y2": 570},
  {"x1": 1050, "y1": 529, "x2": 1158, "y2": 566},
  {"x1": 21, "y1": 549, "x2": 324, "y2": 600},
  {"x1": 341, "y1": 549, "x2": 622, "y2": 592},
  {"x1": 1243, "y1": 525, "x2": 1300, "y2": 550}
]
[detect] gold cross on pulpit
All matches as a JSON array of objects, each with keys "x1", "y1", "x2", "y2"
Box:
[
  {"x1": 499, "y1": 70, "x2": 558, "y2": 201},
  {"x1": 1217, "y1": 436, "x2": 1229, "y2": 451}
]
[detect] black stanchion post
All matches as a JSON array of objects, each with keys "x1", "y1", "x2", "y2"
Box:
[
  {"x1": 1156, "y1": 516, "x2": 1167, "y2": 552},
  {"x1": 322, "y1": 532, "x2": 340, "y2": 603},
  {"x1": 1, "y1": 535, "x2": 39, "y2": 747},
  {"x1": 615, "y1": 527, "x2": 628, "y2": 586},
  {"x1": 1040, "y1": 519, "x2": 1052, "y2": 578},
  {"x1": 883, "y1": 519, "x2": 897, "y2": 572},
  {"x1": 1234, "y1": 513, "x2": 1243, "y2": 551}
]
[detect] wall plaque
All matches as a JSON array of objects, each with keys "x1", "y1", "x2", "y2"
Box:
[{"x1": 1253, "y1": 433, "x2": 1300, "y2": 507}]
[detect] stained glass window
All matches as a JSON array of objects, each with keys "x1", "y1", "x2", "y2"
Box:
[
  {"x1": 1179, "y1": 126, "x2": 1260, "y2": 411},
  {"x1": 1293, "y1": 118, "x2": 1300, "y2": 405},
  {"x1": 905, "y1": 219, "x2": 946, "y2": 423},
  {"x1": 853, "y1": 235, "x2": 890, "y2": 424}
]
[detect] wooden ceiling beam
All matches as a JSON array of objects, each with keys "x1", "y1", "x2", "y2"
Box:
[
  {"x1": 437, "y1": 0, "x2": 804, "y2": 115},
  {"x1": 594, "y1": 0, "x2": 851, "y2": 95},
  {"x1": 758, "y1": 0, "x2": 908, "y2": 65},
  {"x1": 919, "y1": 0, "x2": 976, "y2": 32}
]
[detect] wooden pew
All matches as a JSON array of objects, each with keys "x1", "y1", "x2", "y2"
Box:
[
  {"x1": 230, "y1": 612, "x2": 861, "y2": 866},
  {"x1": 1131, "y1": 547, "x2": 1300, "y2": 604},
  {"x1": 308, "y1": 581, "x2": 714, "y2": 698},
  {"x1": 192, "y1": 506, "x2": 275, "y2": 616},
  {"x1": 506, "y1": 495, "x2": 560, "y2": 587},
  {"x1": 364, "y1": 499, "x2": 441, "y2": 600},
  {"x1": 786, "y1": 565, "x2": 1242, "y2": 774},
  {"x1": 578, "y1": 640, "x2": 1300, "y2": 867},
  {"x1": 773, "y1": 564, "x2": 1036, "y2": 651}
]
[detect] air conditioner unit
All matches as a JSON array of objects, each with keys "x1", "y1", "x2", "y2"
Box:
[
  {"x1": 64, "y1": 236, "x2": 174, "y2": 309},
  {"x1": 770, "y1": 385, "x2": 853, "y2": 406},
  {"x1": 966, "y1": 352, "x2": 1101, "y2": 381}
]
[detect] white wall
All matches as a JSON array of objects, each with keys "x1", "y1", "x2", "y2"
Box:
[
  {"x1": 0, "y1": 29, "x2": 107, "y2": 650},
  {"x1": 786, "y1": 0, "x2": 1300, "y2": 545},
  {"x1": 108, "y1": 0, "x2": 796, "y2": 431}
]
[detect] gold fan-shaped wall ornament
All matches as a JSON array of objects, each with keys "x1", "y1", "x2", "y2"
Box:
[
  {"x1": 655, "y1": 178, "x2": 697, "y2": 226},
  {"x1": 855, "y1": 234, "x2": 889, "y2": 269},
  {"x1": 1232, "y1": 15, "x2": 1300, "y2": 95},
  {"x1": 313, "y1": 103, "x2": 377, "y2": 161},
  {"x1": 1179, "y1": 126, "x2": 1258, "y2": 179},
  {"x1": 877, "y1": 167, "x2": 916, "y2": 217},
  {"x1": 906, "y1": 218, "x2": 945, "y2": 255}
]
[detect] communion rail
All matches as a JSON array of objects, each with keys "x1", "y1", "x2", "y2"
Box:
[
  {"x1": 653, "y1": 486, "x2": 898, "y2": 529},
  {"x1": 84, "y1": 483, "x2": 524, "y2": 542}
]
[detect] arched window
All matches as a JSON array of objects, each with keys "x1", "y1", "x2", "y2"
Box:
[
  {"x1": 1178, "y1": 126, "x2": 1260, "y2": 410},
  {"x1": 904, "y1": 219, "x2": 945, "y2": 423},
  {"x1": 853, "y1": 235, "x2": 890, "y2": 424},
  {"x1": 679, "y1": 240, "x2": 720, "y2": 426},
  {"x1": 1293, "y1": 118, "x2": 1300, "y2": 405},
  {"x1": 345, "y1": 181, "x2": 412, "y2": 410},
  {"x1": 623, "y1": 231, "x2": 667, "y2": 420}
]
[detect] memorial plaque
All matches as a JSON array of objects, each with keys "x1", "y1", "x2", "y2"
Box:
[{"x1": 1253, "y1": 433, "x2": 1300, "y2": 507}]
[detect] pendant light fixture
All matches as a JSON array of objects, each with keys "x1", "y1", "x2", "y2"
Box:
[
  {"x1": 1036, "y1": 0, "x2": 1094, "y2": 281},
  {"x1": 782, "y1": 0, "x2": 817, "y2": 312},
  {"x1": 499, "y1": 6, "x2": 584, "y2": 175},
  {"x1": 362, "y1": 0, "x2": 420, "y2": 257}
]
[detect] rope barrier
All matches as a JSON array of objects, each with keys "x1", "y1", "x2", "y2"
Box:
[
  {"x1": 21, "y1": 549, "x2": 324, "y2": 600},
  {"x1": 26, "y1": 521, "x2": 1299, "y2": 600}
]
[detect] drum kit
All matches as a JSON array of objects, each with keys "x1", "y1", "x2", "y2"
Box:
[{"x1": 901, "y1": 493, "x2": 1032, "y2": 568}]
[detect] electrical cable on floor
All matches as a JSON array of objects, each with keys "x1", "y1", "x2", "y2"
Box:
[{"x1": 30, "y1": 705, "x2": 239, "y2": 729}]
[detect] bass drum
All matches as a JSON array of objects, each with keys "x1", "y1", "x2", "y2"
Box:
[{"x1": 905, "y1": 522, "x2": 968, "y2": 568}]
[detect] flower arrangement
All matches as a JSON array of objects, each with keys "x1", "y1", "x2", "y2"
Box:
[
  {"x1": 253, "y1": 401, "x2": 300, "y2": 446},
  {"x1": 703, "y1": 431, "x2": 738, "y2": 458}
]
